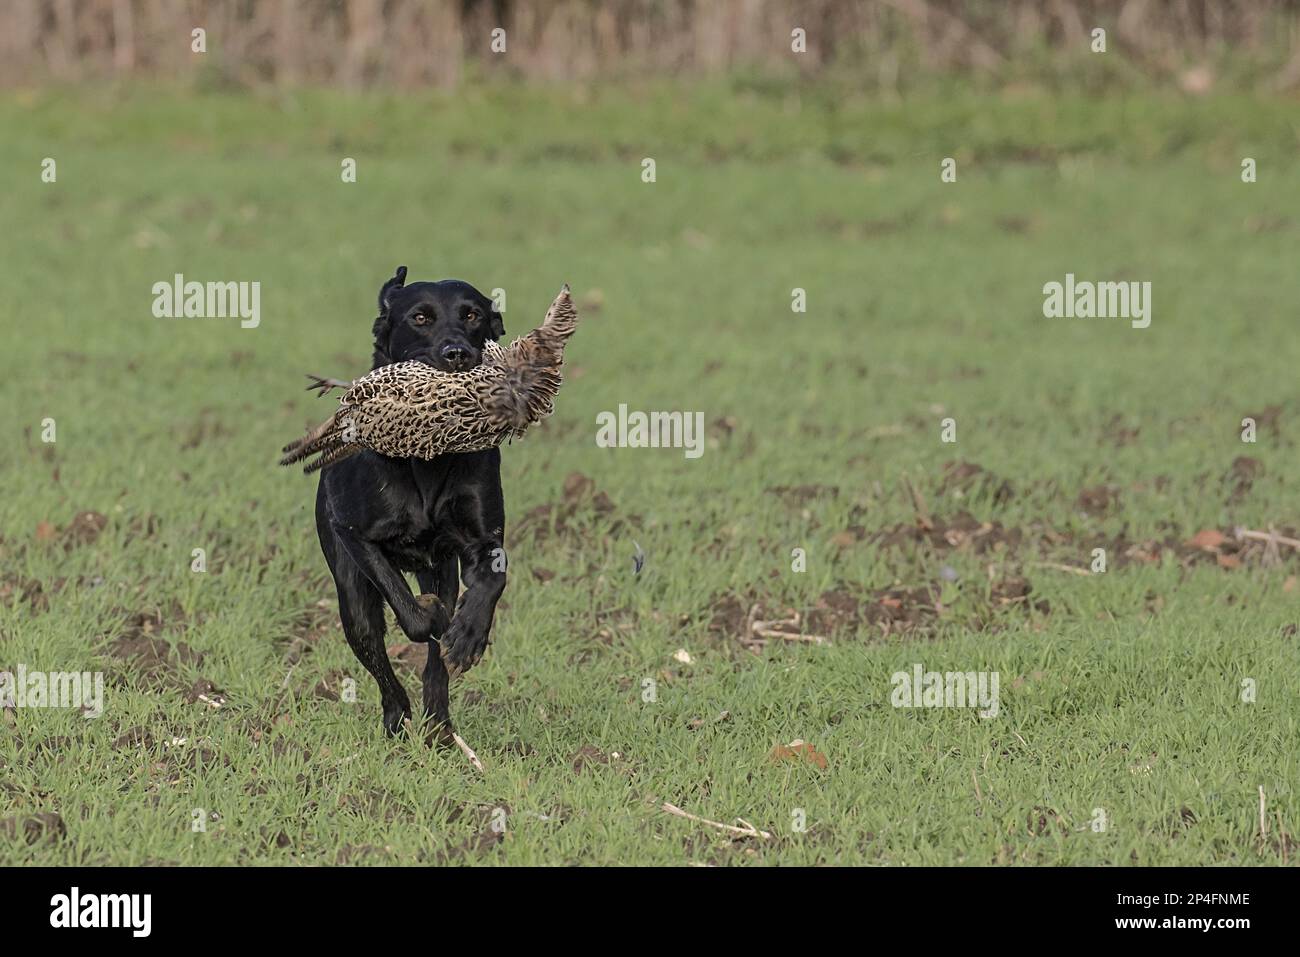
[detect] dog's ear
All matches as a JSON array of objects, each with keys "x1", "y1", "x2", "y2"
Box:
[
  {"x1": 378, "y1": 265, "x2": 407, "y2": 314},
  {"x1": 371, "y1": 266, "x2": 406, "y2": 369},
  {"x1": 488, "y1": 308, "x2": 505, "y2": 340}
]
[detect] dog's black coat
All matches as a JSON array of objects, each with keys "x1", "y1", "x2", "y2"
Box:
[{"x1": 314, "y1": 267, "x2": 508, "y2": 740}]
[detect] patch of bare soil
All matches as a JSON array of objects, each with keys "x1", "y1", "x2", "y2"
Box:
[
  {"x1": 1182, "y1": 525, "x2": 1300, "y2": 569},
  {"x1": 307, "y1": 670, "x2": 347, "y2": 702},
  {"x1": 706, "y1": 575, "x2": 1047, "y2": 646},
  {"x1": 388, "y1": 642, "x2": 428, "y2": 674},
  {"x1": 336, "y1": 788, "x2": 409, "y2": 821},
  {"x1": 99, "y1": 604, "x2": 204, "y2": 691},
  {"x1": 112, "y1": 726, "x2": 156, "y2": 749},
  {"x1": 1076, "y1": 484, "x2": 1121, "y2": 516},
  {"x1": 0, "y1": 575, "x2": 67, "y2": 614},
  {"x1": 936, "y1": 461, "x2": 1014, "y2": 506},
  {"x1": 1224, "y1": 456, "x2": 1262, "y2": 504},
  {"x1": 868, "y1": 510, "x2": 1022, "y2": 555},
  {"x1": 179, "y1": 411, "x2": 235, "y2": 451},
  {"x1": 708, "y1": 465, "x2": 1299, "y2": 649},
  {"x1": 421, "y1": 800, "x2": 512, "y2": 864},
  {"x1": 60, "y1": 510, "x2": 109, "y2": 549},
  {"x1": 184, "y1": 677, "x2": 227, "y2": 708},
  {"x1": 1245, "y1": 404, "x2": 1282, "y2": 438},
  {"x1": 1101, "y1": 414, "x2": 1141, "y2": 447},
  {"x1": 1, "y1": 511, "x2": 115, "y2": 615},
  {"x1": 1026, "y1": 806, "x2": 1070, "y2": 837},
  {"x1": 283, "y1": 596, "x2": 337, "y2": 666},
  {"x1": 765, "y1": 484, "x2": 839, "y2": 508},
  {"x1": 865, "y1": 486, "x2": 1298, "y2": 573},
  {"x1": 705, "y1": 593, "x2": 755, "y2": 642},
  {"x1": 509, "y1": 471, "x2": 638, "y2": 546},
  {"x1": 570, "y1": 744, "x2": 609, "y2": 774},
  {"x1": 258, "y1": 827, "x2": 294, "y2": 851},
  {"x1": 122, "y1": 512, "x2": 162, "y2": 545},
  {"x1": 0, "y1": 812, "x2": 66, "y2": 845},
  {"x1": 335, "y1": 844, "x2": 385, "y2": 864},
  {"x1": 434, "y1": 827, "x2": 503, "y2": 863}
]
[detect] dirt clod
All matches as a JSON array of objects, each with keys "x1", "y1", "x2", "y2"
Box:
[
  {"x1": 571, "y1": 745, "x2": 609, "y2": 774},
  {"x1": 0, "y1": 812, "x2": 66, "y2": 845}
]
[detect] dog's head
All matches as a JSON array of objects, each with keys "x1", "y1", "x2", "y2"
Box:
[{"x1": 371, "y1": 266, "x2": 505, "y2": 372}]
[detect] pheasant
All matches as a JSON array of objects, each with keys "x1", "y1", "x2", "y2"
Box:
[{"x1": 280, "y1": 285, "x2": 579, "y2": 473}]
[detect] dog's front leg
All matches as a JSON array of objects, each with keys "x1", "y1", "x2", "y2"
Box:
[
  {"x1": 440, "y1": 538, "x2": 507, "y2": 679},
  {"x1": 330, "y1": 524, "x2": 448, "y2": 642}
]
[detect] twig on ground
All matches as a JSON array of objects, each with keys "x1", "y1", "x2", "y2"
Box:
[
  {"x1": 1237, "y1": 527, "x2": 1300, "y2": 550},
  {"x1": 661, "y1": 802, "x2": 771, "y2": 839},
  {"x1": 903, "y1": 475, "x2": 933, "y2": 530},
  {"x1": 745, "y1": 609, "x2": 830, "y2": 646},
  {"x1": 753, "y1": 627, "x2": 829, "y2": 645},
  {"x1": 452, "y1": 732, "x2": 484, "y2": 773},
  {"x1": 1033, "y1": 561, "x2": 1092, "y2": 576},
  {"x1": 867, "y1": 424, "x2": 906, "y2": 439}
]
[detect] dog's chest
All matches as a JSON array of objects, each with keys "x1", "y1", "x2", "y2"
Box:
[{"x1": 374, "y1": 467, "x2": 452, "y2": 568}]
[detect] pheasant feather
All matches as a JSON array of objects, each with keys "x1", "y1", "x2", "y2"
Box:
[{"x1": 281, "y1": 285, "x2": 579, "y2": 473}]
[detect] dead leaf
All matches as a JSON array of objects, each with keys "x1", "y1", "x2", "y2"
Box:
[
  {"x1": 769, "y1": 739, "x2": 828, "y2": 770},
  {"x1": 831, "y1": 527, "x2": 866, "y2": 548},
  {"x1": 1189, "y1": 529, "x2": 1227, "y2": 550}
]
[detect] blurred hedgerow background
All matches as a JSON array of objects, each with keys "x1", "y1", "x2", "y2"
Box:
[{"x1": 1, "y1": 0, "x2": 1299, "y2": 865}]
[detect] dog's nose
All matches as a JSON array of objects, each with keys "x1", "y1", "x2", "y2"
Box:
[{"x1": 440, "y1": 344, "x2": 471, "y2": 369}]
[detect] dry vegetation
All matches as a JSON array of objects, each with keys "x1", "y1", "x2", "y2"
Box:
[{"x1": 3, "y1": 0, "x2": 1300, "y2": 90}]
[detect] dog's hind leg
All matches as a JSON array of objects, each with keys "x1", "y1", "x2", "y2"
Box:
[
  {"x1": 417, "y1": 555, "x2": 459, "y2": 747},
  {"x1": 332, "y1": 523, "x2": 442, "y2": 644}
]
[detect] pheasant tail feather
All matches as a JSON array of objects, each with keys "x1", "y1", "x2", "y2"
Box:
[
  {"x1": 279, "y1": 411, "x2": 362, "y2": 472},
  {"x1": 301, "y1": 442, "x2": 364, "y2": 474}
]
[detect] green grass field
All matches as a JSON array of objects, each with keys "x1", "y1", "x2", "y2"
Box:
[{"x1": 1, "y1": 81, "x2": 1297, "y2": 865}]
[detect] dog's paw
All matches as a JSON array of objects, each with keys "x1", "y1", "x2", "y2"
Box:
[
  {"x1": 382, "y1": 701, "x2": 413, "y2": 737},
  {"x1": 440, "y1": 616, "x2": 491, "y2": 679},
  {"x1": 415, "y1": 593, "x2": 452, "y2": 638}
]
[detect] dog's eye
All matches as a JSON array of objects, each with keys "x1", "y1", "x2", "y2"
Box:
[
  {"x1": 411, "y1": 312, "x2": 430, "y2": 326},
  {"x1": 465, "y1": 309, "x2": 480, "y2": 326}
]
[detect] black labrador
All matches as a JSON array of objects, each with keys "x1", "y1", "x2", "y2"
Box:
[{"x1": 313, "y1": 266, "x2": 508, "y2": 743}]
